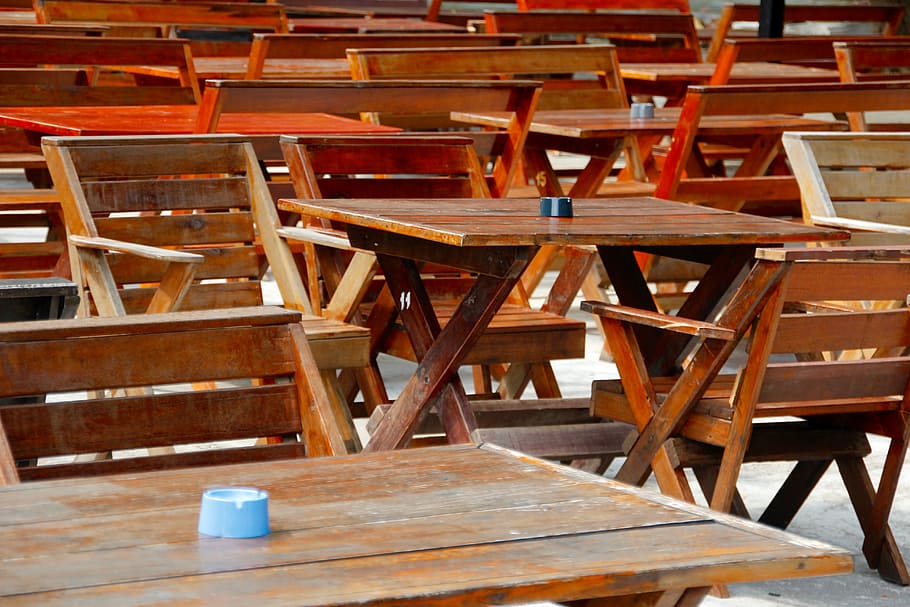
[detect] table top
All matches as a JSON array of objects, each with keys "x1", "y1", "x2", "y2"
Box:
[
  {"x1": 290, "y1": 16, "x2": 464, "y2": 33},
  {"x1": 620, "y1": 61, "x2": 839, "y2": 84},
  {"x1": 0, "y1": 444, "x2": 852, "y2": 606},
  {"x1": 128, "y1": 56, "x2": 352, "y2": 80},
  {"x1": 278, "y1": 196, "x2": 848, "y2": 248},
  {"x1": 452, "y1": 107, "x2": 845, "y2": 139},
  {"x1": 0, "y1": 105, "x2": 400, "y2": 137}
]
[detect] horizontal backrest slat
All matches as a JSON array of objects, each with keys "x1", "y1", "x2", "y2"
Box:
[
  {"x1": 822, "y1": 170, "x2": 910, "y2": 201},
  {"x1": 808, "y1": 137, "x2": 910, "y2": 167},
  {"x1": 784, "y1": 260, "x2": 910, "y2": 301},
  {"x1": 3, "y1": 384, "x2": 301, "y2": 458},
  {"x1": 0, "y1": 84, "x2": 197, "y2": 107},
  {"x1": 117, "y1": 282, "x2": 263, "y2": 314},
  {"x1": 831, "y1": 201, "x2": 910, "y2": 226},
  {"x1": 0, "y1": 35, "x2": 193, "y2": 66},
  {"x1": 251, "y1": 33, "x2": 520, "y2": 59},
  {"x1": 108, "y1": 245, "x2": 259, "y2": 283},
  {"x1": 758, "y1": 358, "x2": 910, "y2": 403},
  {"x1": 82, "y1": 178, "x2": 251, "y2": 213},
  {"x1": 316, "y1": 178, "x2": 478, "y2": 199},
  {"x1": 695, "y1": 82, "x2": 910, "y2": 116},
  {"x1": 95, "y1": 212, "x2": 256, "y2": 246},
  {"x1": 58, "y1": 140, "x2": 249, "y2": 179},
  {"x1": 0, "y1": 323, "x2": 295, "y2": 397},
  {"x1": 772, "y1": 308, "x2": 910, "y2": 354}
]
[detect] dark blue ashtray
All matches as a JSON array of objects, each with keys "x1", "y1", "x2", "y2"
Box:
[{"x1": 539, "y1": 196, "x2": 573, "y2": 218}]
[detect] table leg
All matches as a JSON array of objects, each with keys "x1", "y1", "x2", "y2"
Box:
[{"x1": 364, "y1": 253, "x2": 529, "y2": 451}]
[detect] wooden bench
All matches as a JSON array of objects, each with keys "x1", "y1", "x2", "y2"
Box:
[
  {"x1": 783, "y1": 131, "x2": 910, "y2": 246},
  {"x1": 705, "y1": 2, "x2": 905, "y2": 61},
  {"x1": 484, "y1": 9, "x2": 703, "y2": 63},
  {"x1": 586, "y1": 245, "x2": 910, "y2": 585},
  {"x1": 33, "y1": 0, "x2": 290, "y2": 35},
  {"x1": 194, "y1": 78, "x2": 541, "y2": 199},
  {"x1": 41, "y1": 134, "x2": 371, "y2": 453},
  {"x1": 517, "y1": 0, "x2": 691, "y2": 10},
  {"x1": 244, "y1": 32, "x2": 520, "y2": 78},
  {"x1": 0, "y1": 306, "x2": 348, "y2": 483}
]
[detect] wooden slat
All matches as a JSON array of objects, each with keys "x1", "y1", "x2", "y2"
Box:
[
  {"x1": 116, "y1": 281, "x2": 263, "y2": 314},
  {"x1": 772, "y1": 308, "x2": 910, "y2": 354},
  {"x1": 758, "y1": 358, "x2": 910, "y2": 404},
  {"x1": 107, "y1": 245, "x2": 259, "y2": 283},
  {"x1": 63, "y1": 140, "x2": 249, "y2": 178},
  {"x1": 0, "y1": 324, "x2": 296, "y2": 397},
  {"x1": 95, "y1": 212, "x2": 255, "y2": 246},
  {"x1": 83, "y1": 178, "x2": 251, "y2": 214},
  {"x1": 784, "y1": 261, "x2": 910, "y2": 301},
  {"x1": 822, "y1": 170, "x2": 910, "y2": 201},
  {"x1": 3, "y1": 384, "x2": 302, "y2": 458}
]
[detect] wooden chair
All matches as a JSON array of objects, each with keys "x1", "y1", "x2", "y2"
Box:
[
  {"x1": 278, "y1": 134, "x2": 592, "y2": 403},
  {"x1": 0, "y1": 189, "x2": 70, "y2": 280},
  {"x1": 585, "y1": 245, "x2": 910, "y2": 585},
  {"x1": 194, "y1": 78, "x2": 541, "y2": 199},
  {"x1": 483, "y1": 9, "x2": 703, "y2": 63},
  {"x1": 705, "y1": 2, "x2": 905, "y2": 61},
  {"x1": 40, "y1": 134, "x2": 371, "y2": 454},
  {"x1": 33, "y1": 0, "x2": 290, "y2": 35},
  {"x1": 244, "y1": 32, "x2": 521, "y2": 79},
  {"x1": 783, "y1": 130, "x2": 910, "y2": 246},
  {"x1": 835, "y1": 40, "x2": 910, "y2": 131},
  {"x1": 0, "y1": 306, "x2": 348, "y2": 484}
]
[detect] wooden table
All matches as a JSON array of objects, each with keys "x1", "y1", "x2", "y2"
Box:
[
  {"x1": 452, "y1": 107, "x2": 845, "y2": 197},
  {"x1": 0, "y1": 443, "x2": 852, "y2": 606},
  {"x1": 0, "y1": 105, "x2": 400, "y2": 138},
  {"x1": 621, "y1": 61, "x2": 839, "y2": 104},
  {"x1": 290, "y1": 16, "x2": 464, "y2": 33},
  {"x1": 277, "y1": 196, "x2": 847, "y2": 451}
]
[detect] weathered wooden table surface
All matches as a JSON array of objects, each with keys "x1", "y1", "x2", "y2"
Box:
[
  {"x1": 277, "y1": 196, "x2": 847, "y2": 450},
  {"x1": 0, "y1": 443, "x2": 853, "y2": 606}
]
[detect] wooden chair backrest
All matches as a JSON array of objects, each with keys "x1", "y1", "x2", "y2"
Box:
[
  {"x1": 41, "y1": 134, "x2": 275, "y2": 316},
  {"x1": 706, "y1": 2, "x2": 905, "y2": 61},
  {"x1": 517, "y1": 0, "x2": 691, "y2": 11},
  {"x1": 0, "y1": 306, "x2": 344, "y2": 483},
  {"x1": 709, "y1": 35, "x2": 910, "y2": 85},
  {"x1": 835, "y1": 40, "x2": 910, "y2": 130},
  {"x1": 34, "y1": 0, "x2": 290, "y2": 33},
  {"x1": 783, "y1": 131, "x2": 910, "y2": 245},
  {"x1": 245, "y1": 32, "x2": 521, "y2": 78},
  {"x1": 655, "y1": 81, "x2": 910, "y2": 215},
  {"x1": 0, "y1": 23, "x2": 109, "y2": 35},
  {"x1": 0, "y1": 190, "x2": 69, "y2": 279},
  {"x1": 426, "y1": 0, "x2": 516, "y2": 22},
  {"x1": 0, "y1": 34, "x2": 200, "y2": 103},
  {"x1": 483, "y1": 10, "x2": 702, "y2": 63},
  {"x1": 195, "y1": 79, "x2": 541, "y2": 197},
  {"x1": 347, "y1": 44, "x2": 627, "y2": 111},
  {"x1": 739, "y1": 246, "x2": 910, "y2": 412}
]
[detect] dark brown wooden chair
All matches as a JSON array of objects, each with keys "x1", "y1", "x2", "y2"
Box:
[
  {"x1": 41, "y1": 134, "x2": 371, "y2": 453},
  {"x1": 0, "y1": 306, "x2": 347, "y2": 484},
  {"x1": 586, "y1": 245, "x2": 910, "y2": 585}
]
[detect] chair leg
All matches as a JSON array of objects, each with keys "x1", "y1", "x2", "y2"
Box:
[
  {"x1": 759, "y1": 459, "x2": 832, "y2": 529},
  {"x1": 837, "y1": 454, "x2": 910, "y2": 585}
]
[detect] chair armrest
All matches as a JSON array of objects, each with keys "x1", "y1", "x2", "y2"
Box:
[
  {"x1": 809, "y1": 216, "x2": 910, "y2": 235},
  {"x1": 69, "y1": 235, "x2": 204, "y2": 264},
  {"x1": 580, "y1": 300, "x2": 736, "y2": 340},
  {"x1": 276, "y1": 225, "x2": 355, "y2": 251}
]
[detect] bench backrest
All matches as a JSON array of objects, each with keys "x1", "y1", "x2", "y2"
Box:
[
  {"x1": 655, "y1": 81, "x2": 910, "y2": 215},
  {"x1": 195, "y1": 79, "x2": 540, "y2": 197},
  {"x1": 245, "y1": 32, "x2": 520, "y2": 78},
  {"x1": 0, "y1": 306, "x2": 344, "y2": 483},
  {"x1": 41, "y1": 134, "x2": 279, "y2": 316},
  {"x1": 783, "y1": 131, "x2": 910, "y2": 246},
  {"x1": 34, "y1": 0, "x2": 289, "y2": 34},
  {"x1": 0, "y1": 190, "x2": 69, "y2": 279},
  {"x1": 347, "y1": 44, "x2": 626, "y2": 111},
  {"x1": 484, "y1": 9, "x2": 702, "y2": 62},
  {"x1": 0, "y1": 34, "x2": 200, "y2": 103},
  {"x1": 706, "y1": 2, "x2": 905, "y2": 60},
  {"x1": 835, "y1": 40, "x2": 910, "y2": 130},
  {"x1": 709, "y1": 35, "x2": 910, "y2": 85},
  {"x1": 517, "y1": 0, "x2": 691, "y2": 11}
]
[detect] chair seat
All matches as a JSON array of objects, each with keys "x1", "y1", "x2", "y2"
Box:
[{"x1": 301, "y1": 314, "x2": 370, "y2": 370}]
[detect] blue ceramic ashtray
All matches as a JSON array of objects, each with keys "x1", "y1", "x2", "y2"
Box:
[
  {"x1": 198, "y1": 487, "x2": 270, "y2": 538},
  {"x1": 540, "y1": 196, "x2": 573, "y2": 218}
]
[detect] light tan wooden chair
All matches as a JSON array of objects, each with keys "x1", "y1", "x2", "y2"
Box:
[
  {"x1": 41, "y1": 134, "x2": 370, "y2": 453},
  {"x1": 783, "y1": 130, "x2": 910, "y2": 245}
]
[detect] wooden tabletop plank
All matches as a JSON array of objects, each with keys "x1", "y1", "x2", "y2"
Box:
[{"x1": 278, "y1": 197, "x2": 848, "y2": 247}]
